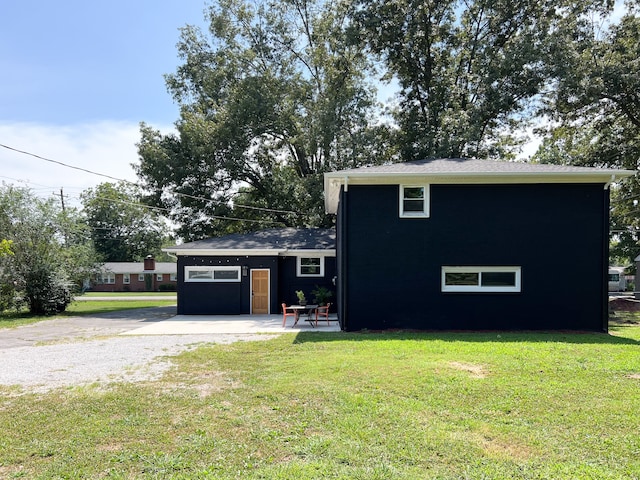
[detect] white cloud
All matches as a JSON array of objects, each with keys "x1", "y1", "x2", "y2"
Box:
[{"x1": 0, "y1": 121, "x2": 171, "y2": 207}]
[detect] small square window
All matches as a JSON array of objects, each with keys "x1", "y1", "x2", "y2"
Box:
[
  {"x1": 138, "y1": 274, "x2": 145, "y2": 282},
  {"x1": 156, "y1": 274, "x2": 163, "y2": 281},
  {"x1": 400, "y1": 185, "x2": 429, "y2": 218},
  {"x1": 297, "y1": 257, "x2": 324, "y2": 277}
]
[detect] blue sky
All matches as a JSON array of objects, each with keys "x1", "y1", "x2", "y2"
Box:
[{"x1": 0, "y1": 0, "x2": 209, "y2": 204}]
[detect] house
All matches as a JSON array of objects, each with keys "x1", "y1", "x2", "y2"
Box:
[
  {"x1": 92, "y1": 256, "x2": 177, "y2": 292},
  {"x1": 324, "y1": 158, "x2": 635, "y2": 332},
  {"x1": 163, "y1": 228, "x2": 336, "y2": 315}
]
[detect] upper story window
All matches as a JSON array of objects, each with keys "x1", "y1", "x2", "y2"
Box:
[
  {"x1": 297, "y1": 256, "x2": 324, "y2": 277},
  {"x1": 400, "y1": 185, "x2": 430, "y2": 218}
]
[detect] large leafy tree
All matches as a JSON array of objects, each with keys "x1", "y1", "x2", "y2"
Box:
[
  {"x1": 533, "y1": 4, "x2": 640, "y2": 266},
  {"x1": 81, "y1": 182, "x2": 172, "y2": 262},
  {"x1": 351, "y1": 0, "x2": 613, "y2": 160},
  {"x1": 136, "y1": 0, "x2": 394, "y2": 241},
  {"x1": 0, "y1": 184, "x2": 97, "y2": 314}
]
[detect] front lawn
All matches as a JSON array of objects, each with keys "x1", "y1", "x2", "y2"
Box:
[{"x1": 0, "y1": 325, "x2": 638, "y2": 478}]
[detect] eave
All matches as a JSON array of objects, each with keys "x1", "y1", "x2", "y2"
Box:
[{"x1": 324, "y1": 169, "x2": 636, "y2": 214}]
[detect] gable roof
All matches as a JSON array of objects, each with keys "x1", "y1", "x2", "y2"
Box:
[
  {"x1": 163, "y1": 228, "x2": 336, "y2": 256},
  {"x1": 324, "y1": 158, "x2": 635, "y2": 213}
]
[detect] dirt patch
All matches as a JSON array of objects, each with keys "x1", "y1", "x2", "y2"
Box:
[
  {"x1": 448, "y1": 361, "x2": 488, "y2": 378},
  {"x1": 627, "y1": 374, "x2": 640, "y2": 380}
]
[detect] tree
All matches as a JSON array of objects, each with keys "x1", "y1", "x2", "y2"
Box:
[
  {"x1": 350, "y1": 0, "x2": 613, "y2": 160},
  {"x1": 0, "y1": 184, "x2": 97, "y2": 315},
  {"x1": 136, "y1": 0, "x2": 394, "y2": 241},
  {"x1": 81, "y1": 182, "x2": 172, "y2": 262},
  {"x1": 533, "y1": 5, "x2": 640, "y2": 266}
]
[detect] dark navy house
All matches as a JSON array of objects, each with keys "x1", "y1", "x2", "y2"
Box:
[
  {"x1": 324, "y1": 158, "x2": 634, "y2": 332},
  {"x1": 165, "y1": 228, "x2": 336, "y2": 315}
]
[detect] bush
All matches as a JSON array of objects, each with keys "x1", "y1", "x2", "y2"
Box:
[
  {"x1": 24, "y1": 268, "x2": 73, "y2": 315},
  {"x1": 159, "y1": 283, "x2": 176, "y2": 291},
  {"x1": 0, "y1": 281, "x2": 22, "y2": 313}
]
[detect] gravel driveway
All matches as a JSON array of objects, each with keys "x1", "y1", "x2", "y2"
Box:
[{"x1": 0, "y1": 307, "x2": 270, "y2": 393}]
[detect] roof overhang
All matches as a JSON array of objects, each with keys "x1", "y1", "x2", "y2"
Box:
[
  {"x1": 324, "y1": 169, "x2": 636, "y2": 214},
  {"x1": 163, "y1": 248, "x2": 336, "y2": 257}
]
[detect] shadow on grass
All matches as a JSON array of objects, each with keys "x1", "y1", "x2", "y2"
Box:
[{"x1": 293, "y1": 326, "x2": 640, "y2": 345}]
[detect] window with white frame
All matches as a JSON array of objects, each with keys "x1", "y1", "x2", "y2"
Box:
[
  {"x1": 156, "y1": 274, "x2": 163, "y2": 281},
  {"x1": 123, "y1": 273, "x2": 130, "y2": 284},
  {"x1": 138, "y1": 274, "x2": 145, "y2": 282},
  {"x1": 170, "y1": 273, "x2": 177, "y2": 281},
  {"x1": 99, "y1": 273, "x2": 115, "y2": 284},
  {"x1": 185, "y1": 266, "x2": 241, "y2": 282},
  {"x1": 400, "y1": 185, "x2": 430, "y2": 218},
  {"x1": 441, "y1": 266, "x2": 521, "y2": 293},
  {"x1": 297, "y1": 257, "x2": 324, "y2": 277}
]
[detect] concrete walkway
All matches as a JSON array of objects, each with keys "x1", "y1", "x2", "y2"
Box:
[{"x1": 122, "y1": 314, "x2": 341, "y2": 335}]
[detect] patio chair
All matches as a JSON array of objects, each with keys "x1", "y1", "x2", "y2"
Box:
[
  {"x1": 282, "y1": 303, "x2": 297, "y2": 327},
  {"x1": 315, "y1": 303, "x2": 331, "y2": 326}
]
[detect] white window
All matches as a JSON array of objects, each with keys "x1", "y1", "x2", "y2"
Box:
[
  {"x1": 441, "y1": 266, "x2": 521, "y2": 293},
  {"x1": 100, "y1": 273, "x2": 115, "y2": 284},
  {"x1": 170, "y1": 273, "x2": 177, "y2": 281},
  {"x1": 185, "y1": 266, "x2": 241, "y2": 282},
  {"x1": 400, "y1": 185, "x2": 429, "y2": 218},
  {"x1": 138, "y1": 274, "x2": 145, "y2": 282},
  {"x1": 156, "y1": 274, "x2": 163, "y2": 281},
  {"x1": 297, "y1": 257, "x2": 324, "y2": 277},
  {"x1": 123, "y1": 273, "x2": 130, "y2": 284}
]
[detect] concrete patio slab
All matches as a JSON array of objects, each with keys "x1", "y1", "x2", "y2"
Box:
[{"x1": 121, "y1": 314, "x2": 341, "y2": 335}]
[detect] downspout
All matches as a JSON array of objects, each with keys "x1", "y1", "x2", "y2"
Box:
[
  {"x1": 603, "y1": 181, "x2": 612, "y2": 333},
  {"x1": 339, "y1": 177, "x2": 349, "y2": 331}
]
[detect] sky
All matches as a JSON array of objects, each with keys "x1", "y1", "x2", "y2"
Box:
[
  {"x1": 0, "y1": 0, "x2": 209, "y2": 207},
  {"x1": 2, "y1": 1, "x2": 626, "y2": 211}
]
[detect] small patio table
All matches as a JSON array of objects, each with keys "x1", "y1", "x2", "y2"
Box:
[{"x1": 289, "y1": 304, "x2": 318, "y2": 327}]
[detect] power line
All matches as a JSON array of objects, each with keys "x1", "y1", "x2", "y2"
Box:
[
  {"x1": 0, "y1": 143, "x2": 130, "y2": 183},
  {"x1": 0, "y1": 142, "x2": 301, "y2": 218}
]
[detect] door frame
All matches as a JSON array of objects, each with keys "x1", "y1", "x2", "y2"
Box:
[{"x1": 250, "y1": 268, "x2": 270, "y2": 315}]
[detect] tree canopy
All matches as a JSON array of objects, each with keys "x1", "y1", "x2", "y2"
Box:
[
  {"x1": 136, "y1": 0, "x2": 394, "y2": 240},
  {"x1": 81, "y1": 182, "x2": 172, "y2": 262}
]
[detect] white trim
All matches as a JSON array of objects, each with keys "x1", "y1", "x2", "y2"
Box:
[
  {"x1": 185, "y1": 266, "x2": 241, "y2": 283},
  {"x1": 324, "y1": 169, "x2": 635, "y2": 214},
  {"x1": 297, "y1": 256, "x2": 325, "y2": 277},
  {"x1": 441, "y1": 266, "x2": 521, "y2": 293},
  {"x1": 123, "y1": 273, "x2": 130, "y2": 284},
  {"x1": 250, "y1": 268, "x2": 270, "y2": 315},
  {"x1": 156, "y1": 273, "x2": 163, "y2": 281},
  {"x1": 138, "y1": 274, "x2": 145, "y2": 282},
  {"x1": 400, "y1": 184, "x2": 430, "y2": 218}
]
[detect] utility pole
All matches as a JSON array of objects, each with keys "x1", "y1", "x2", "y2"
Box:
[{"x1": 59, "y1": 188, "x2": 66, "y2": 212}]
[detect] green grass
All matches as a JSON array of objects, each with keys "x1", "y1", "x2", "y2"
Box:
[
  {"x1": 0, "y1": 324, "x2": 638, "y2": 479},
  {"x1": 0, "y1": 299, "x2": 176, "y2": 329}
]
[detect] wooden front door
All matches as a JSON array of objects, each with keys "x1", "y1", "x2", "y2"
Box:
[{"x1": 251, "y1": 269, "x2": 269, "y2": 314}]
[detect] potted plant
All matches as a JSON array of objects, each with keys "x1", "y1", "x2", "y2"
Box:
[
  {"x1": 295, "y1": 290, "x2": 307, "y2": 306},
  {"x1": 311, "y1": 285, "x2": 333, "y2": 306}
]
